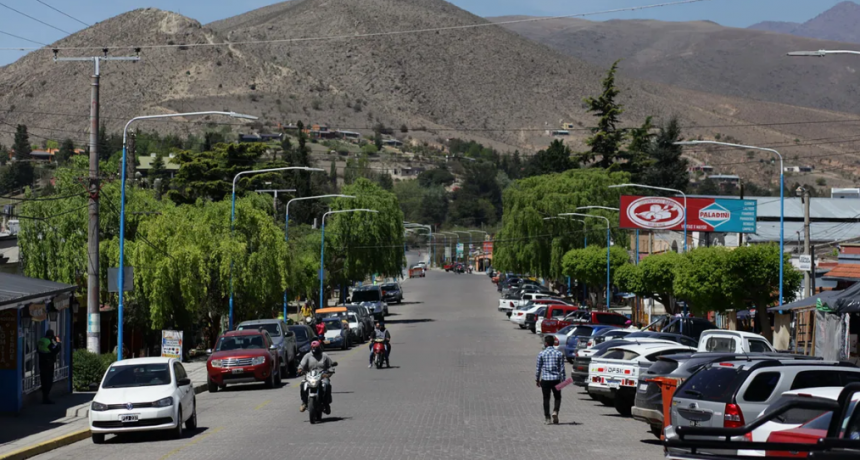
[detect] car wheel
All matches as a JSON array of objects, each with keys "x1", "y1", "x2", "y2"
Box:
[
  {"x1": 614, "y1": 396, "x2": 633, "y2": 417},
  {"x1": 265, "y1": 369, "x2": 276, "y2": 388},
  {"x1": 91, "y1": 433, "x2": 105, "y2": 444},
  {"x1": 518, "y1": 324, "x2": 526, "y2": 329},
  {"x1": 587, "y1": 392, "x2": 599, "y2": 401},
  {"x1": 598, "y1": 396, "x2": 613, "y2": 407},
  {"x1": 397, "y1": 299, "x2": 402, "y2": 305},
  {"x1": 274, "y1": 364, "x2": 282, "y2": 386},
  {"x1": 172, "y1": 409, "x2": 184, "y2": 439},
  {"x1": 650, "y1": 424, "x2": 663, "y2": 439},
  {"x1": 185, "y1": 398, "x2": 198, "y2": 430},
  {"x1": 288, "y1": 357, "x2": 298, "y2": 377},
  {"x1": 207, "y1": 379, "x2": 218, "y2": 393}
]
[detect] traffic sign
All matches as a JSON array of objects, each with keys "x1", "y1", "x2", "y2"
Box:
[{"x1": 799, "y1": 255, "x2": 813, "y2": 272}]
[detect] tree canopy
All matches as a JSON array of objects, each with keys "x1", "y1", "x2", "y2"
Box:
[{"x1": 562, "y1": 246, "x2": 630, "y2": 307}]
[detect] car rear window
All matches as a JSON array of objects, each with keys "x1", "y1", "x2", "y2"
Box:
[
  {"x1": 678, "y1": 367, "x2": 745, "y2": 402},
  {"x1": 743, "y1": 372, "x2": 781, "y2": 402},
  {"x1": 382, "y1": 284, "x2": 397, "y2": 289},
  {"x1": 747, "y1": 339, "x2": 771, "y2": 353},
  {"x1": 646, "y1": 359, "x2": 679, "y2": 376},
  {"x1": 704, "y1": 336, "x2": 736, "y2": 352},
  {"x1": 595, "y1": 313, "x2": 629, "y2": 326},
  {"x1": 774, "y1": 408, "x2": 830, "y2": 425},
  {"x1": 602, "y1": 349, "x2": 640, "y2": 360},
  {"x1": 549, "y1": 309, "x2": 567, "y2": 318},
  {"x1": 237, "y1": 323, "x2": 280, "y2": 336},
  {"x1": 290, "y1": 327, "x2": 309, "y2": 341},
  {"x1": 790, "y1": 370, "x2": 860, "y2": 390},
  {"x1": 571, "y1": 326, "x2": 593, "y2": 337}
]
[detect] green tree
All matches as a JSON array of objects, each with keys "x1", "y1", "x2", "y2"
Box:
[
  {"x1": 13, "y1": 124, "x2": 31, "y2": 160},
  {"x1": 726, "y1": 244, "x2": 802, "y2": 342},
  {"x1": 616, "y1": 251, "x2": 685, "y2": 314},
  {"x1": 524, "y1": 140, "x2": 576, "y2": 177},
  {"x1": 493, "y1": 168, "x2": 629, "y2": 278},
  {"x1": 622, "y1": 116, "x2": 655, "y2": 181},
  {"x1": 417, "y1": 168, "x2": 455, "y2": 188},
  {"x1": 57, "y1": 139, "x2": 75, "y2": 165},
  {"x1": 361, "y1": 144, "x2": 379, "y2": 156},
  {"x1": 447, "y1": 162, "x2": 502, "y2": 227},
  {"x1": 97, "y1": 123, "x2": 122, "y2": 162},
  {"x1": 696, "y1": 178, "x2": 720, "y2": 195},
  {"x1": 376, "y1": 172, "x2": 394, "y2": 191},
  {"x1": 419, "y1": 186, "x2": 449, "y2": 226},
  {"x1": 374, "y1": 131, "x2": 383, "y2": 151},
  {"x1": 329, "y1": 158, "x2": 338, "y2": 189},
  {"x1": 674, "y1": 247, "x2": 733, "y2": 316},
  {"x1": 393, "y1": 179, "x2": 423, "y2": 222},
  {"x1": 582, "y1": 61, "x2": 625, "y2": 168},
  {"x1": 562, "y1": 246, "x2": 630, "y2": 308},
  {"x1": 641, "y1": 117, "x2": 689, "y2": 193},
  {"x1": 0, "y1": 161, "x2": 35, "y2": 193}
]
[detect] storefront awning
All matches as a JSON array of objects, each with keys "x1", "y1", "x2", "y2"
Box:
[
  {"x1": 767, "y1": 290, "x2": 842, "y2": 313},
  {"x1": 0, "y1": 273, "x2": 77, "y2": 310}
]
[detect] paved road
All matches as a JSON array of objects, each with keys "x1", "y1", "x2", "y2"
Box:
[{"x1": 35, "y1": 270, "x2": 663, "y2": 460}]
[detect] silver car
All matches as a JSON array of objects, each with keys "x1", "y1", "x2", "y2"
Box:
[
  {"x1": 236, "y1": 319, "x2": 298, "y2": 377},
  {"x1": 667, "y1": 359, "x2": 860, "y2": 450}
]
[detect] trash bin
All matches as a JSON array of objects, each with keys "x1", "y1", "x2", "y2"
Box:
[{"x1": 648, "y1": 376, "x2": 679, "y2": 441}]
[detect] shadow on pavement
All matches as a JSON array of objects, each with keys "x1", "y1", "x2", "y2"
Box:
[
  {"x1": 396, "y1": 301, "x2": 424, "y2": 306},
  {"x1": 220, "y1": 382, "x2": 287, "y2": 392},
  {"x1": 0, "y1": 392, "x2": 95, "y2": 445},
  {"x1": 639, "y1": 439, "x2": 662, "y2": 446},
  {"x1": 384, "y1": 318, "x2": 435, "y2": 325},
  {"x1": 105, "y1": 426, "x2": 213, "y2": 444},
  {"x1": 315, "y1": 416, "x2": 351, "y2": 424}
]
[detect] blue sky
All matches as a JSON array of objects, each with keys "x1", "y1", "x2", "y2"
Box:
[{"x1": 0, "y1": 0, "x2": 850, "y2": 66}]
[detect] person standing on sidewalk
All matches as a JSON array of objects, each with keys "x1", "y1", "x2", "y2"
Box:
[
  {"x1": 535, "y1": 334, "x2": 565, "y2": 425},
  {"x1": 37, "y1": 329, "x2": 61, "y2": 404}
]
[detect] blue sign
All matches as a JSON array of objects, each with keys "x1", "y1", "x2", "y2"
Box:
[{"x1": 695, "y1": 199, "x2": 757, "y2": 233}]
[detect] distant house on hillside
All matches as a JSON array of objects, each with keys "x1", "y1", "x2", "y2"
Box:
[
  {"x1": 137, "y1": 154, "x2": 181, "y2": 178},
  {"x1": 688, "y1": 165, "x2": 714, "y2": 174},
  {"x1": 238, "y1": 134, "x2": 263, "y2": 143},
  {"x1": 784, "y1": 166, "x2": 814, "y2": 173},
  {"x1": 549, "y1": 130, "x2": 569, "y2": 137},
  {"x1": 382, "y1": 138, "x2": 403, "y2": 147},
  {"x1": 337, "y1": 131, "x2": 361, "y2": 142},
  {"x1": 304, "y1": 124, "x2": 336, "y2": 140}
]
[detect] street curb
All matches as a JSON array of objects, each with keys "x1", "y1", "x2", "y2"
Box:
[
  {"x1": 0, "y1": 384, "x2": 209, "y2": 460},
  {"x1": 0, "y1": 429, "x2": 90, "y2": 460}
]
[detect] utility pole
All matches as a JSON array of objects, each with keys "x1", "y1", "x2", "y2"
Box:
[
  {"x1": 54, "y1": 49, "x2": 140, "y2": 354},
  {"x1": 801, "y1": 187, "x2": 812, "y2": 298},
  {"x1": 127, "y1": 130, "x2": 136, "y2": 183}
]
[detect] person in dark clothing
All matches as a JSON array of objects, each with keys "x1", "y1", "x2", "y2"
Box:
[
  {"x1": 535, "y1": 334, "x2": 565, "y2": 424},
  {"x1": 37, "y1": 329, "x2": 61, "y2": 404}
]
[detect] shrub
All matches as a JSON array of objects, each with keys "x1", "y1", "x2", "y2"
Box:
[{"x1": 72, "y1": 350, "x2": 115, "y2": 391}]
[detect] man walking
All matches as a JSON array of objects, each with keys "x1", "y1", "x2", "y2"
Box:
[
  {"x1": 37, "y1": 329, "x2": 61, "y2": 404},
  {"x1": 535, "y1": 334, "x2": 565, "y2": 424}
]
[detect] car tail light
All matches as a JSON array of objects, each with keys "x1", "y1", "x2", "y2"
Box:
[
  {"x1": 597, "y1": 368, "x2": 605, "y2": 373},
  {"x1": 624, "y1": 369, "x2": 631, "y2": 375},
  {"x1": 554, "y1": 337, "x2": 559, "y2": 346},
  {"x1": 724, "y1": 403, "x2": 744, "y2": 428},
  {"x1": 742, "y1": 432, "x2": 753, "y2": 442},
  {"x1": 587, "y1": 340, "x2": 594, "y2": 347}
]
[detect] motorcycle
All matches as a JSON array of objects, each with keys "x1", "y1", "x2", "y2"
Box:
[
  {"x1": 302, "y1": 362, "x2": 337, "y2": 424},
  {"x1": 372, "y1": 338, "x2": 387, "y2": 369}
]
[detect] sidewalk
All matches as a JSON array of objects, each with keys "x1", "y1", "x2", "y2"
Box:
[{"x1": 0, "y1": 360, "x2": 209, "y2": 460}]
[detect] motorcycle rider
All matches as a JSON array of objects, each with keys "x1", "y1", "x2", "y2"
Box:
[
  {"x1": 298, "y1": 340, "x2": 335, "y2": 414},
  {"x1": 368, "y1": 320, "x2": 391, "y2": 368}
]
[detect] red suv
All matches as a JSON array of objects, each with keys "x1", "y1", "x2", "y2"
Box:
[{"x1": 207, "y1": 329, "x2": 281, "y2": 392}]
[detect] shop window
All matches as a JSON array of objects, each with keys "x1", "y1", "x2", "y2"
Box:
[{"x1": 21, "y1": 318, "x2": 40, "y2": 394}]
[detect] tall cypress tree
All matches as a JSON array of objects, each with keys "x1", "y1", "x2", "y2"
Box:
[
  {"x1": 642, "y1": 117, "x2": 689, "y2": 193},
  {"x1": 329, "y1": 158, "x2": 337, "y2": 190},
  {"x1": 13, "y1": 124, "x2": 31, "y2": 160},
  {"x1": 582, "y1": 61, "x2": 625, "y2": 168}
]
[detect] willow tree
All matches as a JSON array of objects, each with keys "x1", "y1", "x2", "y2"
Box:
[
  {"x1": 324, "y1": 178, "x2": 404, "y2": 302},
  {"x1": 562, "y1": 246, "x2": 630, "y2": 308},
  {"x1": 616, "y1": 251, "x2": 685, "y2": 315},
  {"x1": 493, "y1": 168, "x2": 629, "y2": 279}
]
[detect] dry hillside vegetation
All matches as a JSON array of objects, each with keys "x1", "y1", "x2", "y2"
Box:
[{"x1": 2, "y1": 0, "x2": 860, "y2": 187}]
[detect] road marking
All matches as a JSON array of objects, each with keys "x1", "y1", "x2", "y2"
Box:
[
  {"x1": 254, "y1": 400, "x2": 271, "y2": 410},
  {"x1": 159, "y1": 426, "x2": 223, "y2": 460}
]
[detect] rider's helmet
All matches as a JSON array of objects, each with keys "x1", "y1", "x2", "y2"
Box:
[
  {"x1": 305, "y1": 317, "x2": 313, "y2": 325},
  {"x1": 310, "y1": 340, "x2": 322, "y2": 354}
]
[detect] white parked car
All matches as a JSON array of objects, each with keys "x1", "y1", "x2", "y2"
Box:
[
  {"x1": 89, "y1": 357, "x2": 197, "y2": 443},
  {"x1": 509, "y1": 304, "x2": 542, "y2": 328}
]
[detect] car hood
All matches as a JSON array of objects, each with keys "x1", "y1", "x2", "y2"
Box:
[
  {"x1": 95, "y1": 385, "x2": 174, "y2": 405},
  {"x1": 324, "y1": 330, "x2": 343, "y2": 339},
  {"x1": 209, "y1": 349, "x2": 269, "y2": 360}
]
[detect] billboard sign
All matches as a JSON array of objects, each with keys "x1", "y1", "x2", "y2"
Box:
[
  {"x1": 620, "y1": 196, "x2": 757, "y2": 233},
  {"x1": 161, "y1": 330, "x2": 183, "y2": 359},
  {"x1": 456, "y1": 243, "x2": 464, "y2": 256},
  {"x1": 482, "y1": 241, "x2": 493, "y2": 254}
]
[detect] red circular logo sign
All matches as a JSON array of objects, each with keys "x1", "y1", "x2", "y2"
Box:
[{"x1": 627, "y1": 197, "x2": 684, "y2": 229}]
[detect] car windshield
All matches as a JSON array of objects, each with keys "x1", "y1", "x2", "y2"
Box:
[
  {"x1": 352, "y1": 290, "x2": 381, "y2": 302},
  {"x1": 570, "y1": 326, "x2": 593, "y2": 337},
  {"x1": 324, "y1": 320, "x2": 343, "y2": 330},
  {"x1": 237, "y1": 323, "x2": 280, "y2": 337},
  {"x1": 290, "y1": 327, "x2": 309, "y2": 341},
  {"x1": 382, "y1": 284, "x2": 398, "y2": 290},
  {"x1": 102, "y1": 363, "x2": 172, "y2": 388},
  {"x1": 679, "y1": 366, "x2": 745, "y2": 402},
  {"x1": 216, "y1": 335, "x2": 266, "y2": 351}
]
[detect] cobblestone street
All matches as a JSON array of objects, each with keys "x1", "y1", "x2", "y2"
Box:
[{"x1": 34, "y1": 270, "x2": 664, "y2": 460}]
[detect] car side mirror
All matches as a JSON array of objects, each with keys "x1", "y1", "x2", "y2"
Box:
[
  {"x1": 269, "y1": 344, "x2": 277, "y2": 350},
  {"x1": 206, "y1": 349, "x2": 212, "y2": 355},
  {"x1": 177, "y1": 378, "x2": 191, "y2": 386}
]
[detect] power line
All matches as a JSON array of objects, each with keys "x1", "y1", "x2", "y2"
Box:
[
  {"x1": 0, "y1": 192, "x2": 87, "y2": 202},
  {"x1": 0, "y1": 1, "x2": 72, "y2": 35},
  {"x1": 34, "y1": 0, "x2": 90, "y2": 27},
  {"x1": 0, "y1": 30, "x2": 47, "y2": 46},
  {"x1": 0, "y1": 0, "x2": 710, "y2": 52}
]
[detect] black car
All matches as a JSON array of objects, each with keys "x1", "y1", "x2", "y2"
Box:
[
  {"x1": 381, "y1": 282, "x2": 403, "y2": 304},
  {"x1": 524, "y1": 306, "x2": 547, "y2": 333},
  {"x1": 287, "y1": 324, "x2": 318, "y2": 358}
]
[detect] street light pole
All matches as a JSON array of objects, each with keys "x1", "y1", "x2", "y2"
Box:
[
  {"x1": 255, "y1": 189, "x2": 296, "y2": 217},
  {"x1": 438, "y1": 232, "x2": 458, "y2": 264},
  {"x1": 787, "y1": 50, "x2": 860, "y2": 57},
  {"x1": 561, "y1": 212, "x2": 611, "y2": 311},
  {"x1": 609, "y1": 184, "x2": 687, "y2": 253},
  {"x1": 118, "y1": 111, "x2": 257, "y2": 360},
  {"x1": 675, "y1": 140, "x2": 785, "y2": 307},
  {"x1": 319, "y1": 209, "x2": 378, "y2": 308},
  {"x1": 282, "y1": 194, "x2": 354, "y2": 319},
  {"x1": 229, "y1": 166, "x2": 324, "y2": 330}
]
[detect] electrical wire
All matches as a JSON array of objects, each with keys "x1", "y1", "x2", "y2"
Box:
[
  {"x1": 0, "y1": 30, "x2": 47, "y2": 46},
  {"x1": 0, "y1": 192, "x2": 87, "y2": 202},
  {"x1": 34, "y1": 0, "x2": 90, "y2": 27},
  {"x1": 0, "y1": 0, "x2": 710, "y2": 52},
  {"x1": 0, "y1": 1, "x2": 72, "y2": 35}
]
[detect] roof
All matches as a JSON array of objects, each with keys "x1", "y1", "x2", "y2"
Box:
[
  {"x1": 223, "y1": 329, "x2": 264, "y2": 336},
  {"x1": 822, "y1": 263, "x2": 860, "y2": 281},
  {"x1": 782, "y1": 387, "x2": 849, "y2": 400},
  {"x1": 700, "y1": 330, "x2": 767, "y2": 340},
  {"x1": 109, "y1": 357, "x2": 174, "y2": 366},
  {"x1": 605, "y1": 342, "x2": 695, "y2": 353},
  {"x1": 745, "y1": 221, "x2": 860, "y2": 244},
  {"x1": 137, "y1": 156, "x2": 181, "y2": 171},
  {"x1": 0, "y1": 273, "x2": 77, "y2": 309},
  {"x1": 316, "y1": 307, "x2": 347, "y2": 314},
  {"x1": 748, "y1": 196, "x2": 860, "y2": 220},
  {"x1": 237, "y1": 319, "x2": 283, "y2": 325}
]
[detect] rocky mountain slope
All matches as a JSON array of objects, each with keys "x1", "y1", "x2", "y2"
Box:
[
  {"x1": 749, "y1": 1, "x2": 860, "y2": 44},
  {"x1": 2, "y1": 0, "x2": 860, "y2": 188}
]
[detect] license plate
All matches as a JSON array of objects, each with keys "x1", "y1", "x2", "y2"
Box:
[
  {"x1": 120, "y1": 414, "x2": 139, "y2": 423},
  {"x1": 324, "y1": 340, "x2": 331, "y2": 345},
  {"x1": 639, "y1": 383, "x2": 649, "y2": 392},
  {"x1": 231, "y1": 368, "x2": 243, "y2": 374},
  {"x1": 607, "y1": 380, "x2": 620, "y2": 389}
]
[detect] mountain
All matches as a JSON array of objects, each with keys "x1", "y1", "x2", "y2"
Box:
[
  {"x1": 3, "y1": 1, "x2": 860, "y2": 189},
  {"x1": 749, "y1": 1, "x2": 860, "y2": 44}
]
